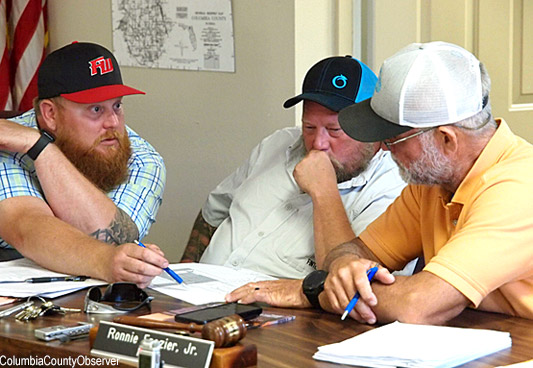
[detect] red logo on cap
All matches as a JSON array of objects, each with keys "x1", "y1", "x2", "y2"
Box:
[{"x1": 88, "y1": 56, "x2": 114, "y2": 76}]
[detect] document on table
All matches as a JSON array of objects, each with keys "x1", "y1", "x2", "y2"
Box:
[
  {"x1": 148, "y1": 263, "x2": 277, "y2": 305},
  {"x1": 0, "y1": 258, "x2": 106, "y2": 298},
  {"x1": 313, "y1": 321, "x2": 512, "y2": 368}
]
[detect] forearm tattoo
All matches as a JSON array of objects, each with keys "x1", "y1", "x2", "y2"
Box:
[
  {"x1": 180, "y1": 211, "x2": 217, "y2": 262},
  {"x1": 90, "y1": 208, "x2": 139, "y2": 245}
]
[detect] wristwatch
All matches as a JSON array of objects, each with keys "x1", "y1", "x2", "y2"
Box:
[
  {"x1": 302, "y1": 270, "x2": 328, "y2": 309},
  {"x1": 27, "y1": 130, "x2": 55, "y2": 160}
]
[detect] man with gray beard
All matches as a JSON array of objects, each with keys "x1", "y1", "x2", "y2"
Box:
[
  {"x1": 0, "y1": 42, "x2": 167, "y2": 288},
  {"x1": 227, "y1": 42, "x2": 533, "y2": 323},
  {"x1": 295, "y1": 41, "x2": 532, "y2": 323},
  {"x1": 181, "y1": 56, "x2": 409, "y2": 281}
]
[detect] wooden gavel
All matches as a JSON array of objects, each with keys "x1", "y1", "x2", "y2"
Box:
[{"x1": 89, "y1": 314, "x2": 247, "y2": 348}]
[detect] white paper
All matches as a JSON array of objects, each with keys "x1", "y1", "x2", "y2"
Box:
[
  {"x1": 313, "y1": 321, "x2": 512, "y2": 368},
  {"x1": 0, "y1": 258, "x2": 107, "y2": 298},
  {"x1": 148, "y1": 263, "x2": 276, "y2": 305},
  {"x1": 112, "y1": 0, "x2": 235, "y2": 72}
]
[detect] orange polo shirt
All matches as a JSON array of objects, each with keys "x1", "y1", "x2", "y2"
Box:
[{"x1": 360, "y1": 119, "x2": 533, "y2": 319}]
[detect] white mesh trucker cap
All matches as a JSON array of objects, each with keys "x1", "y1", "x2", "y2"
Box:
[{"x1": 338, "y1": 41, "x2": 484, "y2": 142}]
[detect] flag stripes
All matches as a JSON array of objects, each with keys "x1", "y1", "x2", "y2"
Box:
[
  {"x1": 10, "y1": 0, "x2": 47, "y2": 111},
  {"x1": 1, "y1": 0, "x2": 47, "y2": 112},
  {"x1": 0, "y1": 0, "x2": 12, "y2": 110}
]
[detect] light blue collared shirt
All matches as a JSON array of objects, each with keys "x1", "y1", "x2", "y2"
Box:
[{"x1": 0, "y1": 109, "x2": 166, "y2": 248}]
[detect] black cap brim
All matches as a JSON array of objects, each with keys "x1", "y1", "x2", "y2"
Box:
[
  {"x1": 283, "y1": 92, "x2": 354, "y2": 113},
  {"x1": 338, "y1": 99, "x2": 412, "y2": 142}
]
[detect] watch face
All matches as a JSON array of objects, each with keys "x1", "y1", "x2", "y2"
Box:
[{"x1": 304, "y1": 270, "x2": 328, "y2": 292}]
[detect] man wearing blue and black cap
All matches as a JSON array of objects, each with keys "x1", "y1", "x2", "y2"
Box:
[{"x1": 182, "y1": 56, "x2": 410, "y2": 286}]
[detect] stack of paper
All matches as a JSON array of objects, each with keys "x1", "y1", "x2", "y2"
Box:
[
  {"x1": 0, "y1": 258, "x2": 106, "y2": 298},
  {"x1": 314, "y1": 321, "x2": 512, "y2": 368}
]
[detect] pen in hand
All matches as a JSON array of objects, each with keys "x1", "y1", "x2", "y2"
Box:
[
  {"x1": 134, "y1": 240, "x2": 184, "y2": 284},
  {"x1": 341, "y1": 266, "x2": 379, "y2": 320}
]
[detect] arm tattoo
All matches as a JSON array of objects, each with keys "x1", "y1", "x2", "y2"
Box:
[
  {"x1": 90, "y1": 207, "x2": 139, "y2": 245},
  {"x1": 180, "y1": 211, "x2": 217, "y2": 262}
]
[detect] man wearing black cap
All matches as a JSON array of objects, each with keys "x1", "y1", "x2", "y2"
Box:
[
  {"x1": 181, "y1": 56, "x2": 410, "y2": 281},
  {"x1": 0, "y1": 42, "x2": 167, "y2": 288}
]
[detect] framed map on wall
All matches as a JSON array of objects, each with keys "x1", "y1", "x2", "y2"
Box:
[{"x1": 112, "y1": 0, "x2": 235, "y2": 72}]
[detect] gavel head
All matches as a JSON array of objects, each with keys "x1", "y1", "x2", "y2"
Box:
[{"x1": 201, "y1": 314, "x2": 247, "y2": 348}]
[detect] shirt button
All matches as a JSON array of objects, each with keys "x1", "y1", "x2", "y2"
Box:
[
  {"x1": 231, "y1": 260, "x2": 238, "y2": 266},
  {"x1": 285, "y1": 204, "x2": 293, "y2": 211},
  {"x1": 258, "y1": 231, "x2": 265, "y2": 237}
]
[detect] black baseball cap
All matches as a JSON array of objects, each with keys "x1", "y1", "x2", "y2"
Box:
[
  {"x1": 38, "y1": 41, "x2": 144, "y2": 103},
  {"x1": 283, "y1": 56, "x2": 377, "y2": 112}
]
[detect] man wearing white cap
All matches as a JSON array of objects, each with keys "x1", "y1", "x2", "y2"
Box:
[
  {"x1": 321, "y1": 41, "x2": 533, "y2": 323},
  {"x1": 228, "y1": 42, "x2": 533, "y2": 324},
  {"x1": 0, "y1": 42, "x2": 167, "y2": 288}
]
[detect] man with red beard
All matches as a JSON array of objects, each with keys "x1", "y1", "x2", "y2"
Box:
[
  {"x1": 181, "y1": 56, "x2": 411, "y2": 284},
  {"x1": 0, "y1": 42, "x2": 166, "y2": 288}
]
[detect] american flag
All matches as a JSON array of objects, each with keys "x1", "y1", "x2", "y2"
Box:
[
  {"x1": 0, "y1": 0, "x2": 11, "y2": 110},
  {"x1": 1, "y1": 0, "x2": 47, "y2": 112}
]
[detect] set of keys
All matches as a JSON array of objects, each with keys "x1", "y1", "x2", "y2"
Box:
[{"x1": 14, "y1": 300, "x2": 81, "y2": 322}]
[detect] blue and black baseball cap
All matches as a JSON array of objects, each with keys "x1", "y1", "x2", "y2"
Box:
[{"x1": 283, "y1": 55, "x2": 378, "y2": 112}]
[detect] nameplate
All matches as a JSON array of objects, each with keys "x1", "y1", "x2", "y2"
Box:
[{"x1": 91, "y1": 321, "x2": 214, "y2": 368}]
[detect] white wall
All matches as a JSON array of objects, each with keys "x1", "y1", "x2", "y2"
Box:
[{"x1": 47, "y1": 0, "x2": 341, "y2": 261}]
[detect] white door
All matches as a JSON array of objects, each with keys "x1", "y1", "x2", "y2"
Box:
[{"x1": 358, "y1": 0, "x2": 533, "y2": 141}]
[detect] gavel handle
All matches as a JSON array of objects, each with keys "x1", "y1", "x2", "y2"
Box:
[{"x1": 113, "y1": 315, "x2": 203, "y2": 332}]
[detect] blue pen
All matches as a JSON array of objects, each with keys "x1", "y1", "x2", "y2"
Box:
[
  {"x1": 341, "y1": 266, "x2": 379, "y2": 320},
  {"x1": 134, "y1": 240, "x2": 184, "y2": 284}
]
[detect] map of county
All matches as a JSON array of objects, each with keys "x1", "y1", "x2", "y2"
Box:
[
  {"x1": 114, "y1": 0, "x2": 174, "y2": 66},
  {"x1": 112, "y1": 0, "x2": 235, "y2": 72}
]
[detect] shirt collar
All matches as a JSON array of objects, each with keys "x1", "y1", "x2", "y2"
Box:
[
  {"x1": 286, "y1": 135, "x2": 306, "y2": 167},
  {"x1": 452, "y1": 119, "x2": 515, "y2": 204},
  {"x1": 337, "y1": 150, "x2": 387, "y2": 189}
]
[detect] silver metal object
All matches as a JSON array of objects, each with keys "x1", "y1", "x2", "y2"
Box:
[
  {"x1": 0, "y1": 301, "x2": 34, "y2": 318},
  {"x1": 57, "y1": 306, "x2": 82, "y2": 314},
  {"x1": 34, "y1": 323, "x2": 93, "y2": 341}
]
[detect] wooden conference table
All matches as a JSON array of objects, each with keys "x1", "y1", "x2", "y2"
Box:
[{"x1": 0, "y1": 287, "x2": 532, "y2": 368}]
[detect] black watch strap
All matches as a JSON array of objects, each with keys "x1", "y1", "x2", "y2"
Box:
[
  {"x1": 27, "y1": 130, "x2": 55, "y2": 160},
  {"x1": 303, "y1": 270, "x2": 328, "y2": 309}
]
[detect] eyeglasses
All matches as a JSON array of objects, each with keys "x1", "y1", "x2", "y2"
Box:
[
  {"x1": 84, "y1": 282, "x2": 153, "y2": 314},
  {"x1": 382, "y1": 127, "x2": 435, "y2": 149}
]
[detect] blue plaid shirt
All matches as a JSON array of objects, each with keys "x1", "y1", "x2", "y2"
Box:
[{"x1": 0, "y1": 110, "x2": 166, "y2": 248}]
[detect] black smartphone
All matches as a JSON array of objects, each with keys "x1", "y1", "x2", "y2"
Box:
[{"x1": 174, "y1": 303, "x2": 262, "y2": 324}]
